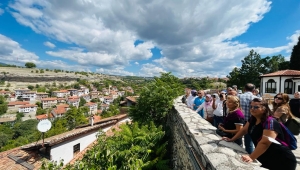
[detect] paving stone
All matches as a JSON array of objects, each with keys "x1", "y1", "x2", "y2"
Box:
[
  {"x1": 206, "y1": 153, "x2": 229, "y2": 167},
  {"x1": 219, "y1": 140, "x2": 247, "y2": 153},
  {"x1": 201, "y1": 143, "x2": 218, "y2": 154},
  {"x1": 218, "y1": 147, "x2": 237, "y2": 157}
]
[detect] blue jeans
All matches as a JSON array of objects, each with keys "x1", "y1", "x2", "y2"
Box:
[
  {"x1": 213, "y1": 115, "x2": 223, "y2": 128},
  {"x1": 244, "y1": 134, "x2": 254, "y2": 154}
]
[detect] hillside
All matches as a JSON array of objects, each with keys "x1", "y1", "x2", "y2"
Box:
[{"x1": 0, "y1": 67, "x2": 122, "y2": 90}]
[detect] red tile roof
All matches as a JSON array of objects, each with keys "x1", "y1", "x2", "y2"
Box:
[
  {"x1": 8, "y1": 101, "x2": 30, "y2": 106},
  {"x1": 85, "y1": 102, "x2": 96, "y2": 106},
  {"x1": 261, "y1": 70, "x2": 300, "y2": 77},
  {"x1": 126, "y1": 96, "x2": 138, "y2": 103},
  {"x1": 41, "y1": 97, "x2": 57, "y2": 101},
  {"x1": 19, "y1": 104, "x2": 37, "y2": 108},
  {"x1": 36, "y1": 113, "x2": 53, "y2": 119}
]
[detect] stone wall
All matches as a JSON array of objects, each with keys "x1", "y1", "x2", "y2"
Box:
[{"x1": 168, "y1": 97, "x2": 267, "y2": 170}]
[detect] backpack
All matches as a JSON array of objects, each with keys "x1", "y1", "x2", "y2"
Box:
[
  {"x1": 285, "y1": 117, "x2": 300, "y2": 135},
  {"x1": 263, "y1": 117, "x2": 297, "y2": 150}
]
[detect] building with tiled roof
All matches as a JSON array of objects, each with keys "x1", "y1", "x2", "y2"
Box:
[
  {"x1": 36, "y1": 92, "x2": 49, "y2": 100},
  {"x1": 0, "y1": 90, "x2": 10, "y2": 96},
  {"x1": 14, "y1": 88, "x2": 30, "y2": 99},
  {"x1": 50, "y1": 104, "x2": 70, "y2": 117},
  {"x1": 8, "y1": 101, "x2": 30, "y2": 108},
  {"x1": 21, "y1": 91, "x2": 37, "y2": 101},
  {"x1": 36, "y1": 113, "x2": 54, "y2": 121},
  {"x1": 125, "y1": 96, "x2": 139, "y2": 106},
  {"x1": 84, "y1": 102, "x2": 97, "y2": 115},
  {"x1": 41, "y1": 98, "x2": 58, "y2": 109},
  {"x1": 52, "y1": 90, "x2": 69, "y2": 98},
  {"x1": 0, "y1": 114, "x2": 128, "y2": 169},
  {"x1": 19, "y1": 104, "x2": 37, "y2": 113},
  {"x1": 260, "y1": 70, "x2": 300, "y2": 98}
]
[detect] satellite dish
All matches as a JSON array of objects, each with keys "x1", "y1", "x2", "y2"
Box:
[{"x1": 37, "y1": 119, "x2": 52, "y2": 132}]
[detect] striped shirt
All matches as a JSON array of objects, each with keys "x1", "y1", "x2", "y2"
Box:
[{"x1": 239, "y1": 92, "x2": 257, "y2": 121}]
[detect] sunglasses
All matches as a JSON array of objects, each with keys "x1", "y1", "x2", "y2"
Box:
[
  {"x1": 250, "y1": 106, "x2": 260, "y2": 110},
  {"x1": 274, "y1": 97, "x2": 283, "y2": 100}
]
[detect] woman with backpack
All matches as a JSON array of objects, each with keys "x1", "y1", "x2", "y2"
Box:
[
  {"x1": 222, "y1": 98, "x2": 296, "y2": 170},
  {"x1": 272, "y1": 93, "x2": 300, "y2": 135}
]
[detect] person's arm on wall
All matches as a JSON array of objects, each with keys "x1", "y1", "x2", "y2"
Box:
[{"x1": 195, "y1": 103, "x2": 204, "y2": 112}]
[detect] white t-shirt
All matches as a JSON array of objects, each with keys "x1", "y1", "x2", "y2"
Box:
[
  {"x1": 196, "y1": 103, "x2": 214, "y2": 119},
  {"x1": 187, "y1": 95, "x2": 196, "y2": 109},
  {"x1": 213, "y1": 99, "x2": 224, "y2": 117}
]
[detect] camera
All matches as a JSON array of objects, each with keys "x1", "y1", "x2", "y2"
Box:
[{"x1": 212, "y1": 94, "x2": 216, "y2": 98}]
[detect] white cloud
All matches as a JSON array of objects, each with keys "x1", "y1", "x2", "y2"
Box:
[
  {"x1": 134, "y1": 62, "x2": 139, "y2": 65},
  {"x1": 43, "y1": 41, "x2": 56, "y2": 48},
  {"x1": 7, "y1": 0, "x2": 300, "y2": 77},
  {"x1": 0, "y1": 34, "x2": 39, "y2": 64},
  {"x1": 140, "y1": 63, "x2": 166, "y2": 77},
  {"x1": 0, "y1": 8, "x2": 4, "y2": 15}
]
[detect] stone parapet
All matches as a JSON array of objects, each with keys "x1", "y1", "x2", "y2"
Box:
[{"x1": 168, "y1": 97, "x2": 267, "y2": 170}]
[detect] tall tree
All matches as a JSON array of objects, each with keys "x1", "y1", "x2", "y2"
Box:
[
  {"x1": 239, "y1": 50, "x2": 267, "y2": 87},
  {"x1": 290, "y1": 36, "x2": 300, "y2": 70},
  {"x1": 226, "y1": 67, "x2": 241, "y2": 88}
]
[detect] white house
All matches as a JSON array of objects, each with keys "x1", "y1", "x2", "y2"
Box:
[
  {"x1": 14, "y1": 88, "x2": 30, "y2": 99},
  {"x1": 36, "y1": 92, "x2": 49, "y2": 100},
  {"x1": 80, "y1": 86, "x2": 89, "y2": 95},
  {"x1": 67, "y1": 97, "x2": 79, "y2": 108},
  {"x1": 260, "y1": 70, "x2": 300, "y2": 98},
  {"x1": 52, "y1": 90, "x2": 69, "y2": 98},
  {"x1": 84, "y1": 102, "x2": 97, "y2": 115},
  {"x1": 41, "y1": 98, "x2": 58, "y2": 109},
  {"x1": 18, "y1": 104, "x2": 37, "y2": 113},
  {"x1": 22, "y1": 91, "x2": 37, "y2": 101}
]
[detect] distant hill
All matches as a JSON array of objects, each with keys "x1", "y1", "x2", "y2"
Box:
[{"x1": 0, "y1": 62, "x2": 8, "y2": 66}]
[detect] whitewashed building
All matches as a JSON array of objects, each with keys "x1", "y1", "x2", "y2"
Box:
[
  {"x1": 18, "y1": 104, "x2": 37, "y2": 113},
  {"x1": 260, "y1": 70, "x2": 300, "y2": 98},
  {"x1": 41, "y1": 98, "x2": 58, "y2": 109},
  {"x1": 52, "y1": 90, "x2": 69, "y2": 98},
  {"x1": 85, "y1": 102, "x2": 97, "y2": 115},
  {"x1": 14, "y1": 88, "x2": 30, "y2": 99},
  {"x1": 22, "y1": 91, "x2": 36, "y2": 101}
]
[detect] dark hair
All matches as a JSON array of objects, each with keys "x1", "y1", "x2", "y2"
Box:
[
  {"x1": 244, "y1": 83, "x2": 255, "y2": 92},
  {"x1": 250, "y1": 98, "x2": 272, "y2": 123}
]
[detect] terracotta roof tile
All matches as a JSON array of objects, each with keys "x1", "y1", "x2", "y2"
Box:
[
  {"x1": 261, "y1": 70, "x2": 300, "y2": 77},
  {"x1": 8, "y1": 101, "x2": 30, "y2": 106},
  {"x1": 19, "y1": 104, "x2": 37, "y2": 108},
  {"x1": 126, "y1": 96, "x2": 139, "y2": 103},
  {"x1": 85, "y1": 102, "x2": 96, "y2": 106},
  {"x1": 41, "y1": 98, "x2": 57, "y2": 101}
]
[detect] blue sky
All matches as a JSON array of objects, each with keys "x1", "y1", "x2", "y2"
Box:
[{"x1": 0, "y1": 0, "x2": 299, "y2": 77}]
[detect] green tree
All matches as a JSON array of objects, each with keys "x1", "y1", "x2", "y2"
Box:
[
  {"x1": 226, "y1": 67, "x2": 241, "y2": 88},
  {"x1": 290, "y1": 36, "x2": 300, "y2": 70},
  {"x1": 264, "y1": 54, "x2": 289, "y2": 73},
  {"x1": 79, "y1": 97, "x2": 86, "y2": 107},
  {"x1": 69, "y1": 122, "x2": 168, "y2": 170},
  {"x1": 27, "y1": 85, "x2": 34, "y2": 90},
  {"x1": 238, "y1": 50, "x2": 268, "y2": 87},
  {"x1": 64, "y1": 107, "x2": 87, "y2": 130},
  {"x1": 25, "y1": 62, "x2": 36, "y2": 68},
  {"x1": 0, "y1": 96, "x2": 8, "y2": 115},
  {"x1": 12, "y1": 119, "x2": 39, "y2": 139},
  {"x1": 129, "y1": 72, "x2": 184, "y2": 126}
]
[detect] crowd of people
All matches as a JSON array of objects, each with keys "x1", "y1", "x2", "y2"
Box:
[{"x1": 182, "y1": 85, "x2": 300, "y2": 170}]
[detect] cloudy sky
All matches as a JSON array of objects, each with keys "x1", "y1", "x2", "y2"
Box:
[{"x1": 0, "y1": 0, "x2": 299, "y2": 77}]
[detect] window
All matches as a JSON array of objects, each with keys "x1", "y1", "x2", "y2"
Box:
[
  {"x1": 284, "y1": 79, "x2": 293, "y2": 94},
  {"x1": 265, "y1": 79, "x2": 276, "y2": 93},
  {"x1": 73, "y1": 143, "x2": 80, "y2": 155},
  {"x1": 298, "y1": 85, "x2": 300, "y2": 92}
]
